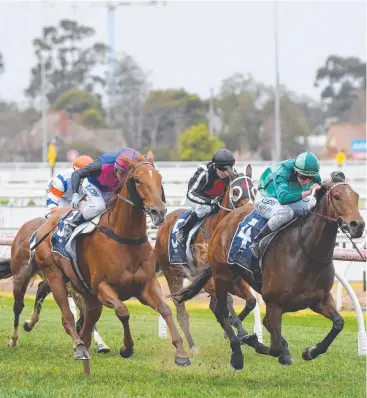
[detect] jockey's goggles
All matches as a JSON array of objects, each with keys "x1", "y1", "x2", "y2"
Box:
[
  {"x1": 215, "y1": 165, "x2": 232, "y2": 172},
  {"x1": 296, "y1": 171, "x2": 313, "y2": 180}
]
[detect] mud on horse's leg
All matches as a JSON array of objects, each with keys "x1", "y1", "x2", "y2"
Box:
[
  {"x1": 303, "y1": 293, "x2": 344, "y2": 361},
  {"x1": 139, "y1": 277, "x2": 190, "y2": 367},
  {"x1": 97, "y1": 281, "x2": 134, "y2": 358}
]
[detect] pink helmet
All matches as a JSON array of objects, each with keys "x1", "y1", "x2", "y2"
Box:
[{"x1": 114, "y1": 148, "x2": 139, "y2": 172}]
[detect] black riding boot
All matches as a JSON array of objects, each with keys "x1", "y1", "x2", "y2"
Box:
[
  {"x1": 251, "y1": 223, "x2": 273, "y2": 259},
  {"x1": 176, "y1": 212, "x2": 200, "y2": 245}
]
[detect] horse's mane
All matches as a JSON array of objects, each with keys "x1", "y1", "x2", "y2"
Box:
[{"x1": 106, "y1": 180, "x2": 124, "y2": 210}]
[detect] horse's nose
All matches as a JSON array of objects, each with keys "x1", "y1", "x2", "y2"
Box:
[{"x1": 350, "y1": 220, "x2": 365, "y2": 238}]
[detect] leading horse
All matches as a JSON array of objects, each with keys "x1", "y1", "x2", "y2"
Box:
[
  {"x1": 30, "y1": 150, "x2": 190, "y2": 368},
  {"x1": 155, "y1": 165, "x2": 257, "y2": 354},
  {"x1": 174, "y1": 172, "x2": 365, "y2": 370}
]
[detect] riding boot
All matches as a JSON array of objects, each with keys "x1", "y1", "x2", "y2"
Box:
[
  {"x1": 250, "y1": 223, "x2": 273, "y2": 259},
  {"x1": 176, "y1": 212, "x2": 200, "y2": 245},
  {"x1": 56, "y1": 210, "x2": 87, "y2": 242}
]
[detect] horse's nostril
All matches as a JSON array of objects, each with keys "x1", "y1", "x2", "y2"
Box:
[{"x1": 350, "y1": 221, "x2": 359, "y2": 229}]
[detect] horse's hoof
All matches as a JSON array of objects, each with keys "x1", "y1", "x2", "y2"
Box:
[
  {"x1": 230, "y1": 353, "x2": 244, "y2": 370},
  {"x1": 302, "y1": 347, "x2": 315, "y2": 361},
  {"x1": 74, "y1": 345, "x2": 90, "y2": 360},
  {"x1": 96, "y1": 343, "x2": 110, "y2": 354},
  {"x1": 23, "y1": 321, "x2": 33, "y2": 332},
  {"x1": 7, "y1": 340, "x2": 19, "y2": 348},
  {"x1": 175, "y1": 356, "x2": 191, "y2": 367},
  {"x1": 120, "y1": 345, "x2": 134, "y2": 358},
  {"x1": 278, "y1": 354, "x2": 294, "y2": 366},
  {"x1": 190, "y1": 346, "x2": 199, "y2": 356}
]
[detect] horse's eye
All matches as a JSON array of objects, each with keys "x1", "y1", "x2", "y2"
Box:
[
  {"x1": 135, "y1": 179, "x2": 141, "y2": 185},
  {"x1": 334, "y1": 194, "x2": 340, "y2": 200}
]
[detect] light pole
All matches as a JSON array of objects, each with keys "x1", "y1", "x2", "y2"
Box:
[
  {"x1": 273, "y1": 1, "x2": 281, "y2": 162},
  {"x1": 106, "y1": 1, "x2": 166, "y2": 126},
  {"x1": 41, "y1": 55, "x2": 48, "y2": 163}
]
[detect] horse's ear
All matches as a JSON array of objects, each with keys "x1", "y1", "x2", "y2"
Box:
[
  {"x1": 245, "y1": 164, "x2": 252, "y2": 178},
  {"x1": 144, "y1": 149, "x2": 155, "y2": 163},
  {"x1": 331, "y1": 171, "x2": 345, "y2": 182}
]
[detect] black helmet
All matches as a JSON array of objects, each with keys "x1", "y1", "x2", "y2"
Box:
[{"x1": 212, "y1": 149, "x2": 235, "y2": 169}]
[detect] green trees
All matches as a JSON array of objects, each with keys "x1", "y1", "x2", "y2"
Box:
[{"x1": 179, "y1": 124, "x2": 224, "y2": 161}]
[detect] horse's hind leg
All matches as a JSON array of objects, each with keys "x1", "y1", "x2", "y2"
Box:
[
  {"x1": 97, "y1": 281, "x2": 134, "y2": 358},
  {"x1": 235, "y1": 280, "x2": 257, "y2": 323},
  {"x1": 24, "y1": 280, "x2": 51, "y2": 332},
  {"x1": 138, "y1": 277, "x2": 190, "y2": 367},
  {"x1": 263, "y1": 314, "x2": 293, "y2": 365},
  {"x1": 166, "y1": 270, "x2": 198, "y2": 355},
  {"x1": 303, "y1": 293, "x2": 344, "y2": 361},
  {"x1": 9, "y1": 265, "x2": 34, "y2": 347}
]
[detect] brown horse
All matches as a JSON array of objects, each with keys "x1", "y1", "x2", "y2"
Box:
[
  {"x1": 0, "y1": 215, "x2": 105, "y2": 350},
  {"x1": 29, "y1": 150, "x2": 190, "y2": 370},
  {"x1": 155, "y1": 165, "x2": 257, "y2": 355},
  {"x1": 174, "y1": 172, "x2": 365, "y2": 370},
  {"x1": 0, "y1": 217, "x2": 47, "y2": 347}
]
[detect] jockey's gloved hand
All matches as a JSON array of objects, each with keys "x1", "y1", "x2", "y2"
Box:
[{"x1": 71, "y1": 193, "x2": 80, "y2": 209}]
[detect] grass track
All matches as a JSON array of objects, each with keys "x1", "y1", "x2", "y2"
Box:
[{"x1": 0, "y1": 295, "x2": 364, "y2": 398}]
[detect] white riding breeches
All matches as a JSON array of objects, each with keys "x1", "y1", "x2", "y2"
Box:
[
  {"x1": 254, "y1": 190, "x2": 294, "y2": 231},
  {"x1": 80, "y1": 180, "x2": 112, "y2": 220},
  {"x1": 186, "y1": 199, "x2": 212, "y2": 219}
]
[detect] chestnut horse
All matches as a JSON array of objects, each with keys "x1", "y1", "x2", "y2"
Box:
[
  {"x1": 174, "y1": 172, "x2": 365, "y2": 370},
  {"x1": 0, "y1": 215, "x2": 107, "y2": 352},
  {"x1": 155, "y1": 165, "x2": 257, "y2": 355},
  {"x1": 29, "y1": 150, "x2": 190, "y2": 369}
]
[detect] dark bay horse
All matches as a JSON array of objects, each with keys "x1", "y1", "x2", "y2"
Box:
[
  {"x1": 174, "y1": 172, "x2": 365, "y2": 370},
  {"x1": 155, "y1": 165, "x2": 257, "y2": 355},
  {"x1": 29, "y1": 150, "x2": 190, "y2": 370}
]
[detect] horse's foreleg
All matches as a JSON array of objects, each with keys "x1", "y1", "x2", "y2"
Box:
[
  {"x1": 265, "y1": 303, "x2": 283, "y2": 357},
  {"x1": 97, "y1": 281, "x2": 134, "y2": 358},
  {"x1": 166, "y1": 271, "x2": 198, "y2": 355},
  {"x1": 79, "y1": 295, "x2": 103, "y2": 352},
  {"x1": 24, "y1": 280, "x2": 51, "y2": 332},
  {"x1": 93, "y1": 324, "x2": 111, "y2": 353},
  {"x1": 139, "y1": 277, "x2": 190, "y2": 367},
  {"x1": 213, "y1": 277, "x2": 244, "y2": 370},
  {"x1": 46, "y1": 270, "x2": 90, "y2": 361},
  {"x1": 263, "y1": 314, "x2": 293, "y2": 365},
  {"x1": 303, "y1": 293, "x2": 344, "y2": 361},
  {"x1": 226, "y1": 294, "x2": 248, "y2": 340}
]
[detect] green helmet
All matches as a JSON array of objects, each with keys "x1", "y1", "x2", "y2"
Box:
[{"x1": 294, "y1": 152, "x2": 320, "y2": 176}]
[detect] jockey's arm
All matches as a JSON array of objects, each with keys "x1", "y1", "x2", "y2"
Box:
[
  {"x1": 46, "y1": 174, "x2": 66, "y2": 212},
  {"x1": 186, "y1": 165, "x2": 212, "y2": 205},
  {"x1": 274, "y1": 168, "x2": 303, "y2": 205},
  {"x1": 71, "y1": 160, "x2": 102, "y2": 194}
]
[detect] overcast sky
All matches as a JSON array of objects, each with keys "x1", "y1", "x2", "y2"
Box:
[{"x1": 0, "y1": 0, "x2": 365, "y2": 106}]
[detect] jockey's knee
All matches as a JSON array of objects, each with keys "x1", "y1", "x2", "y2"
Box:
[
  {"x1": 82, "y1": 202, "x2": 106, "y2": 220},
  {"x1": 268, "y1": 206, "x2": 294, "y2": 231}
]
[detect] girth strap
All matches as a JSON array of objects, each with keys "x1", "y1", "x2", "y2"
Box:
[{"x1": 97, "y1": 225, "x2": 148, "y2": 245}]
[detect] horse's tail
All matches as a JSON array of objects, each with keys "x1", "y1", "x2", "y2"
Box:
[
  {"x1": 0, "y1": 258, "x2": 12, "y2": 279},
  {"x1": 172, "y1": 265, "x2": 212, "y2": 303}
]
